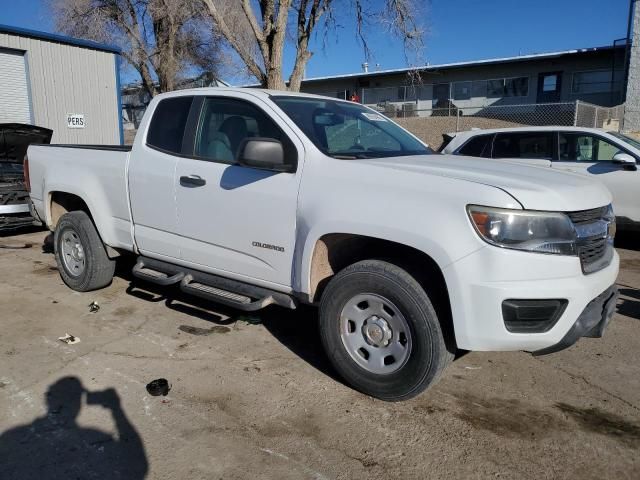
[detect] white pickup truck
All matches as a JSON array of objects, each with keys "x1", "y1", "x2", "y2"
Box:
[{"x1": 26, "y1": 88, "x2": 619, "y2": 401}]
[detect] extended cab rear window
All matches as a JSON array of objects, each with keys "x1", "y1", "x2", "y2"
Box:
[{"x1": 147, "y1": 96, "x2": 194, "y2": 154}]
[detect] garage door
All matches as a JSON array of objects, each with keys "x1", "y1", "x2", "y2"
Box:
[{"x1": 0, "y1": 50, "x2": 32, "y2": 124}]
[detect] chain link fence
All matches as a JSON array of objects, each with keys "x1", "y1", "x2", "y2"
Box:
[
  {"x1": 574, "y1": 101, "x2": 625, "y2": 131},
  {"x1": 381, "y1": 101, "x2": 626, "y2": 150}
]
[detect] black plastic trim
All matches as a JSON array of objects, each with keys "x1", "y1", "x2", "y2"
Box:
[
  {"x1": 32, "y1": 143, "x2": 132, "y2": 152},
  {"x1": 533, "y1": 284, "x2": 618, "y2": 356},
  {"x1": 502, "y1": 298, "x2": 568, "y2": 333}
]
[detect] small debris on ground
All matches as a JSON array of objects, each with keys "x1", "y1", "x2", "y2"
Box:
[
  {"x1": 58, "y1": 333, "x2": 80, "y2": 345},
  {"x1": 88, "y1": 301, "x2": 100, "y2": 313},
  {"x1": 0, "y1": 242, "x2": 33, "y2": 249},
  {"x1": 42, "y1": 233, "x2": 54, "y2": 253},
  {"x1": 146, "y1": 378, "x2": 171, "y2": 396},
  {"x1": 236, "y1": 314, "x2": 262, "y2": 325}
]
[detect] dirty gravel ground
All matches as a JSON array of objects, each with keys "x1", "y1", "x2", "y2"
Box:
[{"x1": 1, "y1": 230, "x2": 639, "y2": 480}]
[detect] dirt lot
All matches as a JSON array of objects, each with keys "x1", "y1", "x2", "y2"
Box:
[{"x1": 1, "y1": 229, "x2": 639, "y2": 480}]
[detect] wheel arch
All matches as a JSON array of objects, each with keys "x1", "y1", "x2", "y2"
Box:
[
  {"x1": 48, "y1": 191, "x2": 93, "y2": 230},
  {"x1": 47, "y1": 191, "x2": 119, "y2": 258},
  {"x1": 304, "y1": 233, "x2": 456, "y2": 351}
]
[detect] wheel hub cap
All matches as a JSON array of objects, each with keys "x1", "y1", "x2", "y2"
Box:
[
  {"x1": 71, "y1": 245, "x2": 84, "y2": 261},
  {"x1": 363, "y1": 316, "x2": 392, "y2": 347},
  {"x1": 60, "y1": 230, "x2": 86, "y2": 277},
  {"x1": 339, "y1": 293, "x2": 412, "y2": 375}
]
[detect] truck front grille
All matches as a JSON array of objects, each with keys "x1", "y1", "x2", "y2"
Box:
[
  {"x1": 569, "y1": 206, "x2": 614, "y2": 274},
  {"x1": 567, "y1": 207, "x2": 608, "y2": 225},
  {"x1": 578, "y1": 239, "x2": 610, "y2": 274},
  {"x1": 0, "y1": 187, "x2": 29, "y2": 206}
]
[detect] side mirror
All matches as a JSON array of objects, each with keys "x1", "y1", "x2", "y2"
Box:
[
  {"x1": 237, "y1": 138, "x2": 293, "y2": 172},
  {"x1": 612, "y1": 152, "x2": 638, "y2": 170}
]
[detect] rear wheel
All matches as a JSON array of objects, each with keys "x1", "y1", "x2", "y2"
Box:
[
  {"x1": 319, "y1": 260, "x2": 453, "y2": 401},
  {"x1": 54, "y1": 211, "x2": 115, "y2": 292}
]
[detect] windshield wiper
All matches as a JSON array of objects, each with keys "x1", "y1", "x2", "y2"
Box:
[{"x1": 330, "y1": 151, "x2": 371, "y2": 159}]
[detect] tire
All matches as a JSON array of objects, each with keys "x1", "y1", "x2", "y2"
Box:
[
  {"x1": 319, "y1": 260, "x2": 453, "y2": 401},
  {"x1": 54, "y1": 211, "x2": 115, "y2": 292}
]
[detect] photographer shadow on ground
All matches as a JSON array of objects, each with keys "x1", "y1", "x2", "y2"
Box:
[{"x1": 0, "y1": 376, "x2": 148, "y2": 480}]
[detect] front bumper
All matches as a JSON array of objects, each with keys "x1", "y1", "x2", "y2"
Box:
[
  {"x1": 533, "y1": 284, "x2": 618, "y2": 355},
  {"x1": 443, "y1": 244, "x2": 619, "y2": 352}
]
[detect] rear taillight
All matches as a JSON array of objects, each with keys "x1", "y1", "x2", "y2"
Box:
[{"x1": 24, "y1": 154, "x2": 31, "y2": 193}]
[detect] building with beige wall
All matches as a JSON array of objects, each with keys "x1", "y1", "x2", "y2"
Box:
[{"x1": 0, "y1": 24, "x2": 122, "y2": 144}]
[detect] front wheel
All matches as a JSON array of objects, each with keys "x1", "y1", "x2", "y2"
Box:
[
  {"x1": 319, "y1": 260, "x2": 453, "y2": 401},
  {"x1": 54, "y1": 211, "x2": 115, "y2": 292}
]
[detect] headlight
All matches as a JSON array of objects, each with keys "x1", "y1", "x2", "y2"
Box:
[{"x1": 467, "y1": 205, "x2": 577, "y2": 255}]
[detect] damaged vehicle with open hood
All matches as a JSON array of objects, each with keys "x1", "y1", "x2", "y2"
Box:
[{"x1": 0, "y1": 124, "x2": 52, "y2": 230}]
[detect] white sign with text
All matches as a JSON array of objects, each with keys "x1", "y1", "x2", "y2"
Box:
[{"x1": 67, "y1": 114, "x2": 85, "y2": 129}]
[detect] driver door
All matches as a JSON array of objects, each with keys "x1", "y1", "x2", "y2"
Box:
[
  {"x1": 552, "y1": 132, "x2": 638, "y2": 221},
  {"x1": 174, "y1": 93, "x2": 304, "y2": 288}
]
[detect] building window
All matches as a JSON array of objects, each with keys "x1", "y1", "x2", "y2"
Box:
[
  {"x1": 505, "y1": 77, "x2": 529, "y2": 96},
  {"x1": 472, "y1": 80, "x2": 488, "y2": 98},
  {"x1": 486, "y1": 77, "x2": 529, "y2": 98},
  {"x1": 572, "y1": 70, "x2": 622, "y2": 94},
  {"x1": 453, "y1": 81, "x2": 472, "y2": 100},
  {"x1": 542, "y1": 75, "x2": 558, "y2": 92},
  {"x1": 487, "y1": 79, "x2": 504, "y2": 98}
]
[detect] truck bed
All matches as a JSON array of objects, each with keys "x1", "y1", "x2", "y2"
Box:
[{"x1": 27, "y1": 143, "x2": 134, "y2": 251}]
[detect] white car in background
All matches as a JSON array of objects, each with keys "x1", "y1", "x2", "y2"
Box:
[{"x1": 441, "y1": 127, "x2": 639, "y2": 229}]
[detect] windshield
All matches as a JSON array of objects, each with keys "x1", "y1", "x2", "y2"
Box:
[
  {"x1": 271, "y1": 96, "x2": 432, "y2": 159},
  {"x1": 610, "y1": 132, "x2": 640, "y2": 150}
]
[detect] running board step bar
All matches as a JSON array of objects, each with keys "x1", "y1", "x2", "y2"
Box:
[
  {"x1": 133, "y1": 261, "x2": 185, "y2": 286},
  {"x1": 131, "y1": 256, "x2": 297, "y2": 311}
]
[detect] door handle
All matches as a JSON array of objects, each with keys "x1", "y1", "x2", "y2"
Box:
[{"x1": 180, "y1": 175, "x2": 206, "y2": 187}]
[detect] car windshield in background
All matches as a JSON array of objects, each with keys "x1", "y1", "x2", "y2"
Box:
[
  {"x1": 610, "y1": 132, "x2": 640, "y2": 150},
  {"x1": 271, "y1": 96, "x2": 432, "y2": 159}
]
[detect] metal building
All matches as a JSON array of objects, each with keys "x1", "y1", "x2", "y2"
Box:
[{"x1": 0, "y1": 24, "x2": 122, "y2": 144}]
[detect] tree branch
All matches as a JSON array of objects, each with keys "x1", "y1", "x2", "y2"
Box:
[{"x1": 201, "y1": 0, "x2": 267, "y2": 84}]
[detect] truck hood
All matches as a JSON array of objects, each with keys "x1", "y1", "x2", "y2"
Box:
[
  {"x1": 362, "y1": 154, "x2": 612, "y2": 212},
  {"x1": 0, "y1": 124, "x2": 53, "y2": 164}
]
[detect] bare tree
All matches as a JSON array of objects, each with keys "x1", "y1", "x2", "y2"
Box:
[
  {"x1": 50, "y1": 0, "x2": 223, "y2": 97},
  {"x1": 201, "y1": 0, "x2": 424, "y2": 91}
]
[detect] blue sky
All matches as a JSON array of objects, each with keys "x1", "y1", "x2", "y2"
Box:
[{"x1": 1, "y1": 0, "x2": 632, "y2": 82}]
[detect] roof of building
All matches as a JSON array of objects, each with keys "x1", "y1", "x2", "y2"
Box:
[
  {"x1": 297, "y1": 44, "x2": 625, "y2": 85},
  {"x1": 0, "y1": 23, "x2": 121, "y2": 54}
]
